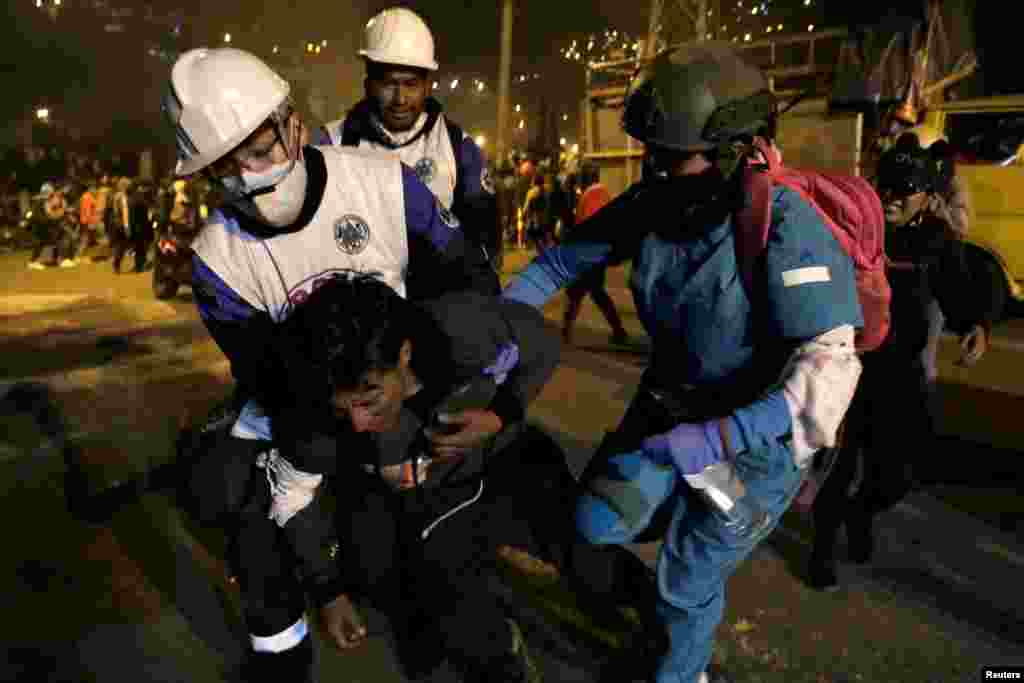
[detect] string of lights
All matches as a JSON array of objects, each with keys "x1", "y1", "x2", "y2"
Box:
[{"x1": 560, "y1": 28, "x2": 642, "y2": 66}]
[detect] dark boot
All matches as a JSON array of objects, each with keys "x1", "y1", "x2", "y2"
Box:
[
  {"x1": 240, "y1": 636, "x2": 314, "y2": 683},
  {"x1": 846, "y1": 514, "x2": 875, "y2": 565},
  {"x1": 458, "y1": 619, "x2": 542, "y2": 683},
  {"x1": 807, "y1": 541, "x2": 840, "y2": 592}
]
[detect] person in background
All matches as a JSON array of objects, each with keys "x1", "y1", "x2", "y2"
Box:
[
  {"x1": 55, "y1": 182, "x2": 82, "y2": 268},
  {"x1": 561, "y1": 162, "x2": 629, "y2": 345},
  {"x1": 109, "y1": 178, "x2": 134, "y2": 274},
  {"x1": 314, "y1": 6, "x2": 501, "y2": 279},
  {"x1": 521, "y1": 174, "x2": 555, "y2": 252},
  {"x1": 27, "y1": 182, "x2": 62, "y2": 269},
  {"x1": 78, "y1": 181, "x2": 101, "y2": 260},
  {"x1": 906, "y1": 126, "x2": 973, "y2": 387},
  {"x1": 807, "y1": 130, "x2": 999, "y2": 591}
]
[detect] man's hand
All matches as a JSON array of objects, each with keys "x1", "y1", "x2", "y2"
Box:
[
  {"x1": 641, "y1": 420, "x2": 724, "y2": 476},
  {"x1": 957, "y1": 324, "x2": 989, "y2": 367},
  {"x1": 425, "y1": 409, "x2": 503, "y2": 460},
  {"x1": 317, "y1": 594, "x2": 367, "y2": 651}
]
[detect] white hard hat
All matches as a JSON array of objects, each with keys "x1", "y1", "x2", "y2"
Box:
[
  {"x1": 163, "y1": 47, "x2": 290, "y2": 177},
  {"x1": 358, "y1": 7, "x2": 438, "y2": 71}
]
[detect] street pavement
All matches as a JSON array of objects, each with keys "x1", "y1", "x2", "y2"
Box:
[{"x1": 1, "y1": 248, "x2": 1022, "y2": 682}]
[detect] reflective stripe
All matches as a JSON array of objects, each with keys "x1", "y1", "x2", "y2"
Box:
[
  {"x1": 230, "y1": 399, "x2": 273, "y2": 440},
  {"x1": 421, "y1": 480, "x2": 485, "y2": 540},
  {"x1": 250, "y1": 615, "x2": 308, "y2": 653},
  {"x1": 781, "y1": 266, "x2": 830, "y2": 287}
]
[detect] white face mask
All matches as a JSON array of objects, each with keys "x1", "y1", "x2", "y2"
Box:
[{"x1": 227, "y1": 159, "x2": 309, "y2": 227}]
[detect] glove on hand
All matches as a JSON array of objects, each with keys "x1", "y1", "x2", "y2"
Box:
[
  {"x1": 483, "y1": 343, "x2": 519, "y2": 385},
  {"x1": 642, "y1": 420, "x2": 726, "y2": 476}
]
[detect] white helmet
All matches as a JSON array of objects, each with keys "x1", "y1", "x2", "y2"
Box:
[
  {"x1": 163, "y1": 47, "x2": 290, "y2": 177},
  {"x1": 358, "y1": 7, "x2": 438, "y2": 71},
  {"x1": 38, "y1": 182, "x2": 55, "y2": 198}
]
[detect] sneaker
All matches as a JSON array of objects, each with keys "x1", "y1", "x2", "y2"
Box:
[
  {"x1": 27, "y1": 261, "x2": 46, "y2": 270},
  {"x1": 704, "y1": 666, "x2": 735, "y2": 683},
  {"x1": 846, "y1": 520, "x2": 874, "y2": 565},
  {"x1": 59, "y1": 259, "x2": 77, "y2": 268}
]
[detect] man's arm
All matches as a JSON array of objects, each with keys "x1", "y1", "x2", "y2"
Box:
[
  {"x1": 501, "y1": 183, "x2": 649, "y2": 308},
  {"x1": 191, "y1": 254, "x2": 282, "y2": 413},
  {"x1": 401, "y1": 163, "x2": 500, "y2": 297},
  {"x1": 451, "y1": 135, "x2": 500, "y2": 259},
  {"x1": 423, "y1": 292, "x2": 560, "y2": 428},
  {"x1": 192, "y1": 261, "x2": 353, "y2": 609}
]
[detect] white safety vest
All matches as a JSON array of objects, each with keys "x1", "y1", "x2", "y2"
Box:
[
  {"x1": 325, "y1": 112, "x2": 460, "y2": 210},
  {"x1": 193, "y1": 146, "x2": 409, "y2": 324}
]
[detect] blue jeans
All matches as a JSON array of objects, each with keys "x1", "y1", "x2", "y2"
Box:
[{"x1": 578, "y1": 436, "x2": 803, "y2": 683}]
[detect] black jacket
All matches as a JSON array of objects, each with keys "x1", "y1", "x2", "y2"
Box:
[
  {"x1": 882, "y1": 211, "x2": 1003, "y2": 361},
  {"x1": 278, "y1": 292, "x2": 560, "y2": 606}
]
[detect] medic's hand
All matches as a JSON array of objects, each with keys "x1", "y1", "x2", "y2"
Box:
[
  {"x1": 318, "y1": 593, "x2": 367, "y2": 651},
  {"x1": 426, "y1": 409, "x2": 503, "y2": 461},
  {"x1": 957, "y1": 324, "x2": 989, "y2": 367},
  {"x1": 641, "y1": 421, "x2": 725, "y2": 476}
]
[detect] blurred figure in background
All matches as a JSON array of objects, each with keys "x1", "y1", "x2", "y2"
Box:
[
  {"x1": 561, "y1": 162, "x2": 629, "y2": 345},
  {"x1": 56, "y1": 182, "x2": 81, "y2": 267},
  {"x1": 521, "y1": 174, "x2": 555, "y2": 252},
  {"x1": 77, "y1": 181, "x2": 101, "y2": 260},
  {"x1": 808, "y1": 130, "x2": 998, "y2": 592},
  {"x1": 27, "y1": 182, "x2": 63, "y2": 269},
  {"x1": 109, "y1": 178, "x2": 134, "y2": 274}
]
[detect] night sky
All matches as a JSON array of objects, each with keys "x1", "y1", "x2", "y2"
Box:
[{"x1": 0, "y1": 0, "x2": 1008, "y2": 156}]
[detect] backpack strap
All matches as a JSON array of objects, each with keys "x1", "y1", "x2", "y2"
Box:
[
  {"x1": 339, "y1": 115, "x2": 361, "y2": 147},
  {"x1": 733, "y1": 137, "x2": 780, "y2": 295}
]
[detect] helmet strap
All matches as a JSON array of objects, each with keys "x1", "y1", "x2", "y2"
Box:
[{"x1": 713, "y1": 140, "x2": 757, "y2": 182}]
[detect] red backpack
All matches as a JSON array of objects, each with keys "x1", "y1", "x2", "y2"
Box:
[{"x1": 733, "y1": 137, "x2": 891, "y2": 353}]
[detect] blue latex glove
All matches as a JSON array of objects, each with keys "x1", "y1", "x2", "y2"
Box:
[
  {"x1": 642, "y1": 420, "x2": 727, "y2": 476},
  {"x1": 482, "y1": 343, "x2": 519, "y2": 386}
]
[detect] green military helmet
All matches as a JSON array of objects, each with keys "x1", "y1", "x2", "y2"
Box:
[{"x1": 622, "y1": 42, "x2": 776, "y2": 153}]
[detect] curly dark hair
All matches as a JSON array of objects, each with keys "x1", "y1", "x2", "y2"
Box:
[{"x1": 278, "y1": 272, "x2": 451, "y2": 411}]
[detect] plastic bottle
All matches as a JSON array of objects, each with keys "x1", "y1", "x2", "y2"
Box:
[{"x1": 684, "y1": 461, "x2": 770, "y2": 538}]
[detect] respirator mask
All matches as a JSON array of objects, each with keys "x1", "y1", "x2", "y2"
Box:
[{"x1": 220, "y1": 108, "x2": 308, "y2": 228}]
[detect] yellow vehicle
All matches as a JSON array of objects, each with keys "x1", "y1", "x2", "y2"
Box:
[{"x1": 923, "y1": 96, "x2": 1024, "y2": 305}]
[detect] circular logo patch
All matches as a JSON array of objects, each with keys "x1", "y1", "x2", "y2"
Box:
[
  {"x1": 334, "y1": 214, "x2": 371, "y2": 255},
  {"x1": 414, "y1": 157, "x2": 437, "y2": 184},
  {"x1": 480, "y1": 166, "x2": 495, "y2": 195},
  {"x1": 437, "y1": 203, "x2": 460, "y2": 230}
]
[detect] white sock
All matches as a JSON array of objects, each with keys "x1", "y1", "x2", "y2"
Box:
[{"x1": 697, "y1": 672, "x2": 711, "y2": 683}]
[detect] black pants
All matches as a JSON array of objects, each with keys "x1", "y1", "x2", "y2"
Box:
[
  {"x1": 179, "y1": 424, "x2": 605, "y2": 679},
  {"x1": 811, "y1": 350, "x2": 932, "y2": 562},
  {"x1": 112, "y1": 224, "x2": 151, "y2": 273},
  {"x1": 563, "y1": 267, "x2": 627, "y2": 338},
  {"x1": 59, "y1": 224, "x2": 80, "y2": 261},
  {"x1": 30, "y1": 221, "x2": 62, "y2": 263}
]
